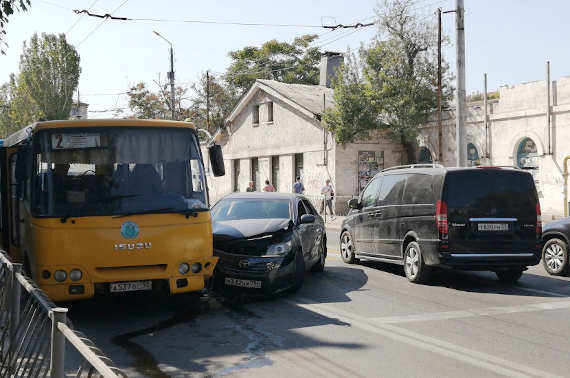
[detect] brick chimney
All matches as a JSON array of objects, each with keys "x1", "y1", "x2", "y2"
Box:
[{"x1": 319, "y1": 51, "x2": 344, "y2": 87}]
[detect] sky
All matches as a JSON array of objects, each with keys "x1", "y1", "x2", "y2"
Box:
[{"x1": 1, "y1": 0, "x2": 569, "y2": 119}]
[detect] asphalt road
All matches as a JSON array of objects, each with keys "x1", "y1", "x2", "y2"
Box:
[{"x1": 65, "y1": 227, "x2": 570, "y2": 377}]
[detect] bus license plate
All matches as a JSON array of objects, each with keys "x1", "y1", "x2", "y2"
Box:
[
  {"x1": 477, "y1": 223, "x2": 509, "y2": 232},
  {"x1": 110, "y1": 281, "x2": 152, "y2": 293},
  {"x1": 224, "y1": 277, "x2": 262, "y2": 289}
]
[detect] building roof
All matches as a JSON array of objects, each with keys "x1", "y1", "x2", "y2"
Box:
[{"x1": 226, "y1": 79, "x2": 335, "y2": 123}]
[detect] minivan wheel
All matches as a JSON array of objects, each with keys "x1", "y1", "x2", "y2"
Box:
[
  {"x1": 340, "y1": 231, "x2": 357, "y2": 264},
  {"x1": 495, "y1": 268, "x2": 523, "y2": 283},
  {"x1": 542, "y1": 238, "x2": 569, "y2": 276},
  {"x1": 404, "y1": 241, "x2": 431, "y2": 284}
]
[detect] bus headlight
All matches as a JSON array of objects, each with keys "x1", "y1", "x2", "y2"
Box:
[
  {"x1": 265, "y1": 240, "x2": 293, "y2": 256},
  {"x1": 54, "y1": 270, "x2": 67, "y2": 282},
  {"x1": 69, "y1": 269, "x2": 82, "y2": 281},
  {"x1": 191, "y1": 262, "x2": 202, "y2": 273},
  {"x1": 178, "y1": 263, "x2": 190, "y2": 274}
]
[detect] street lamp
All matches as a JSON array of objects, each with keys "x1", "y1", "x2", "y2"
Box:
[{"x1": 153, "y1": 30, "x2": 176, "y2": 120}]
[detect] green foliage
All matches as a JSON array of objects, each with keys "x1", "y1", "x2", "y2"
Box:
[
  {"x1": 188, "y1": 72, "x2": 239, "y2": 134},
  {"x1": 19, "y1": 33, "x2": 81, "y2": 120},
  {"x1": 0, "y1": 0, "x2": 30, "y2": 54},
  {"x1": 126, "y1": 79, "x2": 189, "y2": 120},
  {"x1": 323, "y1": 0, "x2": 454, "y2": 163},
  {"x1": 226, "y1": 34, "x2": 321, "y2": 95}
]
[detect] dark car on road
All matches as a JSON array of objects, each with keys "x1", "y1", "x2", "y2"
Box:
[
  {"x1": 541, "y1": 218, "x2": 570, "y2": 276},
  {"x1": 211, "y1": 192, "x2": 326, "y2": 295},
  {"x1": 340, "y1": 164, "x2": 541, "y2": 284}
]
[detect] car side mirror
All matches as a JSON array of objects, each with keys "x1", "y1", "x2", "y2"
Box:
[
  {"x1": 300, "y1": 214, "x2": 315, "y2": 224},
  {"x1": 208, "y1": 144, "x2": 225, "y2": 177},
  {"x1": 348, "y1": 198, "x2": 361, "y2": 210}
]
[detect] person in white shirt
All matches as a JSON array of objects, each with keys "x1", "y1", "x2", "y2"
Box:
[{"x1": 320, "y1": 179, "x2": 335, "y2": 217}]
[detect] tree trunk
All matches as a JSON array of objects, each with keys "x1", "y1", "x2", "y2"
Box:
[{"x1": 400, "y1": 133, "x2": 416, "y2": 164}]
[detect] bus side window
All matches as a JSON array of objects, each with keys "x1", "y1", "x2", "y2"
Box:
[{"x1": 10, "y1": 153, "x2": 19, "y2": 246}]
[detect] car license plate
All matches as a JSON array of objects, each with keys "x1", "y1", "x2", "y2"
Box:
[
  {"x1": 477, "y1": 223, "x2": 509, "y2": 232},
  {"x1": 224, "y1": 277, "x2": 262, "y2": 289},
  {"x1": 109, "y1": 280, "x2": 152, "y2": 293}
]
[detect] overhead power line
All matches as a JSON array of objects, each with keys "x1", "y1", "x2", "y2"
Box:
[
  {"x1": 76, "y1": 0, "x2": 130, "y2": 47},
  {"x1": 72, "y1": 9, "x2": 377, "y2": 29},
  {"x1": 67, "y1": 0, "x2": 100, "y2": 34}
]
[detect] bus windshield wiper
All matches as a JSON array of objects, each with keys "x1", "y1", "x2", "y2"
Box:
[{"x1": 112, "y1": 207, "x2": 207, "y2": 218}]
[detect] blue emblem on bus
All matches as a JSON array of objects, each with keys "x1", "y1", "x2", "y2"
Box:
[{"x1": 121, "y1": 221, "x2": 139, "y2": 239}]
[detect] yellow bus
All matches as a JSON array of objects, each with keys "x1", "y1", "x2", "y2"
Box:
[{"x1": 0, "y1": 119, "x2": 225, "y2": 301}]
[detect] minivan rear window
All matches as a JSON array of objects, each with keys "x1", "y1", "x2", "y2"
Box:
[{"x1": 443, "y1": 170, "x2": 538, "y2": 217}]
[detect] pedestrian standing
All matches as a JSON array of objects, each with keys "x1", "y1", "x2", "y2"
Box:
[
  {"x1": 263, "y1": 179, "x2": 275, "y2": 192},
  {"x1": 246, "y1": 181, "x2": 255, "y2": 192},
  {"x1": 320, "y1": 179, "x2": 335, "y2": 217},
  {"x1": 292, "y1": 176, "x2": 305, "y2": 194}
]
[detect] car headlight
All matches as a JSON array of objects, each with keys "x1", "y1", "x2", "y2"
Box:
[{"x1": 265, "y1": 240, "x2": 293, "y2": 256}]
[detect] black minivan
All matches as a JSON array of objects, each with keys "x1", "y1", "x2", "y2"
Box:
[{"x1": 340, "y1": 164, "x2": 541, "y2": 283}]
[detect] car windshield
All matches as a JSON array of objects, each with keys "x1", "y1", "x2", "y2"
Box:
[
  {"x1": 212, "y1": 199, "x2": 291, "y2": 221},
  {"x1": 32, "y1": 127, "x2": 208, "y2": 217}
]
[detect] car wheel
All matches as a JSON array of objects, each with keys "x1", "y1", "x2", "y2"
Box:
[
  {"x1": 403, "y1": 241, "x2": 431, "y2": 284},
  {"x1": 340, "y1": 231, "x2": 357, "y2": 264},
  {"x1": 290, "y1": 249, "x2": 305, "y2": 292},
  {"x1": 311, "y1": 238, "x2": 326, "y2": 273},
  {"x1": 542, "y1": 238, "x2": 569, "y2": 276},
  {"x1": 495, "y1": 268, "x2": 523, "y2": 283}
]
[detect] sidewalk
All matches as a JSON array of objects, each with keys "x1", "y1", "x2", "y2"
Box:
[{"x1": 322, "y1": 215, "x2": 345, "y2": 231}]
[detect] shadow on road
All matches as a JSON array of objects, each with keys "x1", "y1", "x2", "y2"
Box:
[
  {"x1": 63, "y1": 266, "x2": 368, "y2": 377},
  {"x1": 356, "y1": 259, "x2": 570, "y2": 298}
]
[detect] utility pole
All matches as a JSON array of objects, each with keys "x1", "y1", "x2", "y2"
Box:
[
  {"x1": 547, "y1": 61, "x2": 551, "y2": 155},
  {"x1": 484, "y1": 73, "x2": 489, "y2": 160},
  {"x1": 206, "y1": 71, "x2": 211, "y2": 132},
  {"x1": 169, "y1": 46, "x2": 176, "y2": 120},
  {"x1": 455, "y1": 0, "x2": 466, "y2": 167},
  {"x1": 437, "y1": 8, "x2": 443, "y2": 162},
  {"x1": 153, "y1": 31, "x2": 176, "y2": 120}
]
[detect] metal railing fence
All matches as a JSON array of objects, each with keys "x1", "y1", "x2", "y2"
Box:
[{"x1": 0, "y1": 251, "x2": 127, "y2": 377}]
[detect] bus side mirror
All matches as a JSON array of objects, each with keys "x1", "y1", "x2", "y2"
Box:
[
  {"x1": 15, "y1": 146, "x2": 31, "y2": 182},
  {"x1": 208, "y1": 144, "x2": 225, "y2": 177}
]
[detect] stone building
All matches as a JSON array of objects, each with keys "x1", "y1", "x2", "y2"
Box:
[
  {"x1": 417, "y1": 76, "x2": 570, "y2": 218},
  {"x1": 204, "y1": 53, "x2": 402, "y2": 212}
]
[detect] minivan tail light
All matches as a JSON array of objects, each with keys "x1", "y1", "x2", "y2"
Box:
[
  {"x1": 536, "y1": 203, "x2": 542, "y2": 236},
  {"x1": 436, "y1": 200, "x2": 448, "y2": 234}
]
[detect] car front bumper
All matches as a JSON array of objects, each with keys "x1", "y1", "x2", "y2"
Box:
[{"x1": 214, "y1": 250, "x2": 296, "y2": 293}]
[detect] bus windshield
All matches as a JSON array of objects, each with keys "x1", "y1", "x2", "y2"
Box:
[{"x1": 32, "y1": 127, "x2": 208, "y2": 218}]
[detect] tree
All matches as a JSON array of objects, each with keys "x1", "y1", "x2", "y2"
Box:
[
  {"x1": 188, "y1": 72, "x2": 239, "y2": 134},
  {"x1": 126, "y1": 77, "x2": 189, "y2": 120},
  {"x1": 226, "y1": 34, "x2": 321, "y2": 95},
  {"x1": 19, "y1": 33, "x2": 81, "y2": 120},
  {"x1": 0, "y1": 73, "x2": 43, "y2": 137},
  {"x1": 0, "y1": 0, "x2": 31, "y2": 54},
  {"x1": 324, "y1": 0, "x2": 453, "y2": 163}
]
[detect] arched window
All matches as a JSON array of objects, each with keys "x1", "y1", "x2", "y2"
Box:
[
  {"x1": 418, "y1": 147, "x2": 433, "y2": 163},
  {"x1": 516, "y1": 138, "x2": 538, "y2": 169},
  {"x1": 467, "y1": 143, "x2": 480, "y2": 166}
]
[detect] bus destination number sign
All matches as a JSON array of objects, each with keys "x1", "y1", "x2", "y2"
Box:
[{"x1": 51, "y1": 133, "x2": 101, "y2": 150}]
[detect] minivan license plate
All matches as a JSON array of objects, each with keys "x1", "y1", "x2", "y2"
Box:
[
  {"x1": 224, "y1": 277, "x2": 262, "y2": 289},
  {"x1": 477, "y1": 223, "x2": 509, "y2": 232},
  {"x1": 110, "y1": 281, "x2": 152, "y2": 293}
]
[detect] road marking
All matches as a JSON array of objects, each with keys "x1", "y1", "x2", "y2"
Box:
[
  {"x1": 369, "y1": 299, "x2": 570, "y2": 324},
  {"x1": 284, "y1": 297, "x2": 563, "y2": 378}
]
